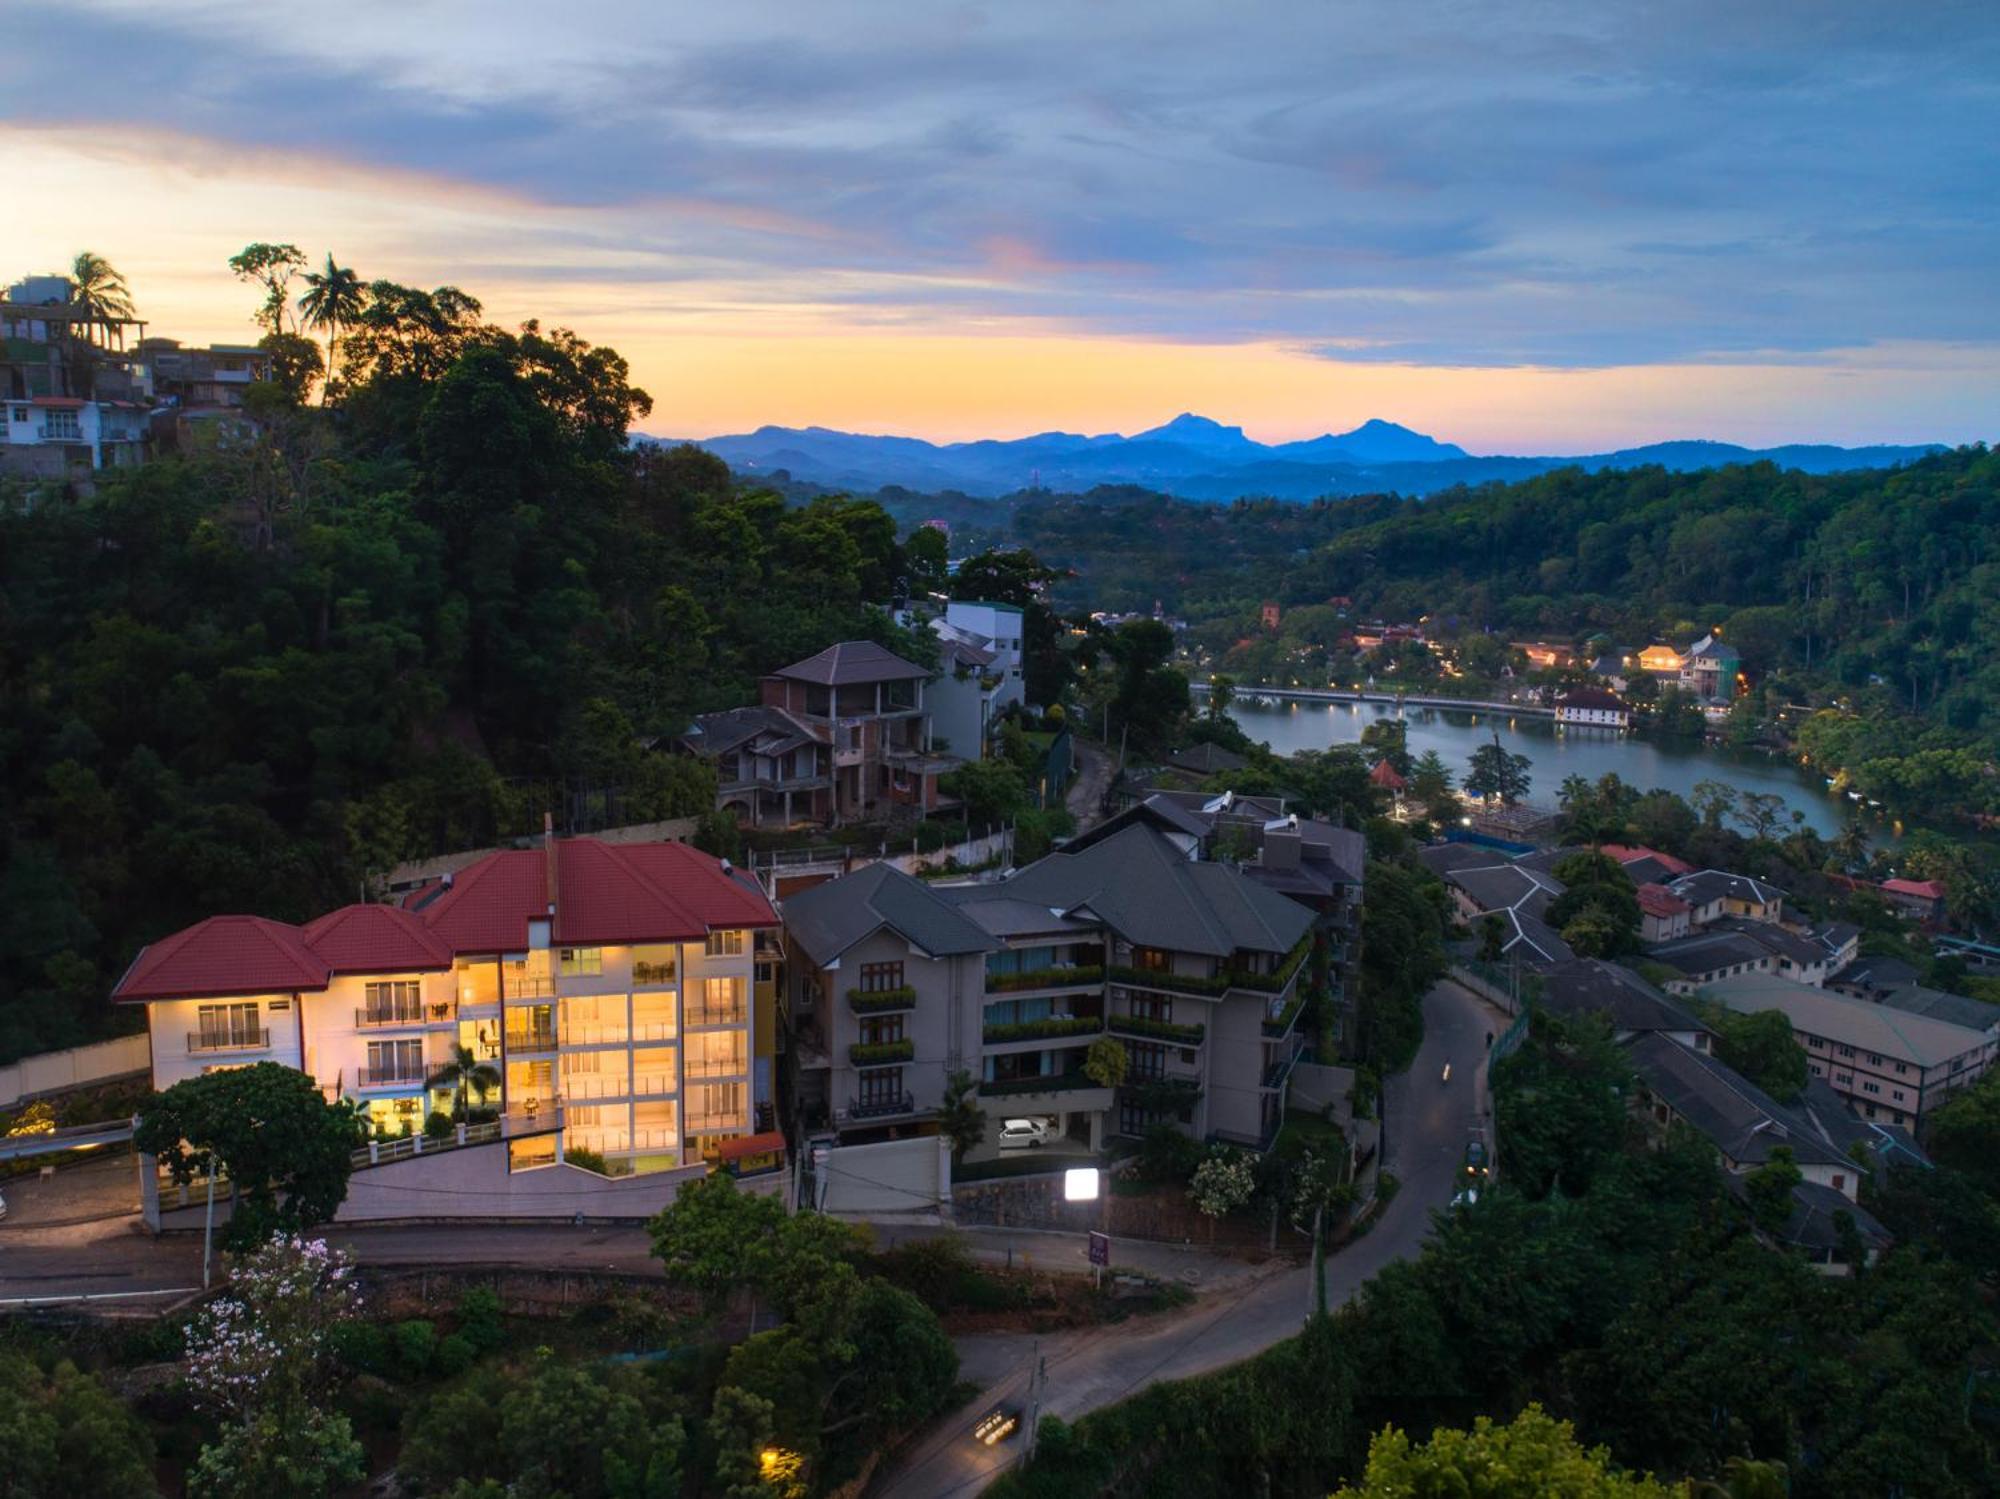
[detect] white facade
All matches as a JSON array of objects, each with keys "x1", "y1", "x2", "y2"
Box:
[
  {"x1": 1556, "y1": 701, "x2": 1629, "y2": 728},
  {"x1": 142, "y1": 932, "x2": 757, "y2": 1178},
  {"x1": 2, "y1": 399, "x2": 148, "y2": 470}
]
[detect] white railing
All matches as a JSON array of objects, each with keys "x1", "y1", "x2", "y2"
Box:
[{"x1": 559, "y1": 1022, "x2": 630, "y2": 1046}]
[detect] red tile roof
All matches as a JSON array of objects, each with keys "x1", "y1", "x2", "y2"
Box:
[
  {"x1": 412, "y1": 848, "x2": 549, "y2": 954},
  {"x1": 300, "y1": 904, "x2": 454, "y2": 974},
  {"x1": 1600, "y1": 844, "x2": 1694, "y2": 877},
  {"x1": 115, "y1": 838, "x2": 776, "y2": 1003},
  {"x1": 1882, "y1": 878, "x2": 1946, "y2": 900},
  {"x1": 116, "y1": 915, "x2": 330, "y2": 1003},
  {"x1": 1368, "y1": 759, "x2": 1408, "y2": 790},
  {"x1": 1636, "y1": 883, "x2": 1692, "y2": 918}
]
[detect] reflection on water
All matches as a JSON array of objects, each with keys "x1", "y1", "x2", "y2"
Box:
[{"x1": 1228, "y1": 699, "x2": 1872, "y2": 840}]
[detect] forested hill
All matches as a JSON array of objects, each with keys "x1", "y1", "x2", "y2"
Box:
[{"x1": 0, "y1": 302, "x2": 941, "y2": 1064}]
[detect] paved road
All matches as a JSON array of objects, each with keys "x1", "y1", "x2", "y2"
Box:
[
  {"x1": 868, "y1": 978, "x2": 1501, "y2": 1499},
  {"x1": 1064, "y1": 739, "x2": 1115, "y2": 830}
]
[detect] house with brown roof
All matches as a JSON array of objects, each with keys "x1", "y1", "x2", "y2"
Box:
[
  {"x1": 114, "y1": 829, "x2": 779, "y2": 1213},
  {"x1": 759, "y1": 641, "x2": 960, "y2": 822}
]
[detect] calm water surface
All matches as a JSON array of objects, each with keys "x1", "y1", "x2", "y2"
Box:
[{"x1": 1227, "y1": 698, "x2": 1877, "y2": 840}]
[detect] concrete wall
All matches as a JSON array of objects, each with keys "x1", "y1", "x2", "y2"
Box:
[
  {"x1": 1288, "y1": 1061, "x2": 1355, "y2": 1116},
  {"x1": 816, "y1": 1134, "x2": 950, "y2": 1216},
  {"x1": 0, "y1": 1033, "x2": 152, "y2": 1109},
  {"x1": 151, "y1": 1140, "x2": 787, "y2": 1229}
]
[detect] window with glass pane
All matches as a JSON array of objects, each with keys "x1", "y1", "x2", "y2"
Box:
[
  {"x1": 858, "y1": 1069, "x2": 904, "y2": 1107},
  {"x1": 859, "y1": 1016, "x2": 905, "y2": 1046},
  {"x1": 363, "y1": 979, "x2": 422, "y2": 1021},
  {"x1": 367, "y1": 1039, "x2": 424, "y2": 1081},
  {"x1": 1132, "y1": 947, "x2": 1172, "y2": 972},
  {"x1": 696, "y1": 977, "x2": 746, "y2": 1024},
  {"x1": 558, "y1": 947, "x2": 603, "y2": 976},
  {"x1": 705, "y1": 930, "x2": 747, "y2": 957},
  {"x1": 859, "y1": 961, "x2": 904, "y2": 992},
  {"x1": 195, "y1": 1002, "x2": 260, "y2": 1047}
]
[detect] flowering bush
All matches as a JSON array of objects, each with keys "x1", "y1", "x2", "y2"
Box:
[
  {"x1": 1188, "y1": 1149, "x2": 1258, "y2": 1219},
  {"x1": 185, "y1": 1234, "x2": 360, "y2": 1422}
]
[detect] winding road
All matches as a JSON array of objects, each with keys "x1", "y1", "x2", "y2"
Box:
[{"x1": 868, "y1": 977, "x2": 1500, "y2": 1499}]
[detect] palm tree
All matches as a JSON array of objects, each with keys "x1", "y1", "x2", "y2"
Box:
[
  {"x1": 298, "y1": 255, "x2": 365, "y2": 403},
  {"x1": 429, "y1": 1043, "x2": 501, "y2": 1121},
  {"x1": 69, "y1": 251, "x2": 136, "y2": 346},
  {"x1": 1832, "y1": 819, "x2": 1871, "y2": 873}
]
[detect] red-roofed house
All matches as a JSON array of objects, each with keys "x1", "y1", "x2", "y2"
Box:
[
  {"x1": 1635, "y1": 883, "x2": 1693, "y2": 944},
  {"x1": 1881, "y1": 878, "x2": 1947, "y2": 925},
  {"x1": 1368, "y1": 759, "x2": 1407, "y2": 794},
  {"x1": 1600, "y1": 844, "x2": 1693, "y2": 874},
  {"x1": 115, "y1": 833, "x2": 778, "y2": 1191}
]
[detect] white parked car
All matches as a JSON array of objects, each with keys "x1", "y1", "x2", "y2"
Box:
[{"x1": 997, "y1": 1117, "x2": 1054, "y2": 1150}]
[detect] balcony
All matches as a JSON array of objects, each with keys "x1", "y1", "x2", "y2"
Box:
[
  {"x1": 354, "y1": 1065, "x2": 431, "y2": 1089},
  {"x1": 848, "y1": 985, "x2": 918, "y2": 1015},
  {"x1": 1262, "y1": 1037, "x2": 1305, "y2": 1091},
  {"x1": 1261, "y1": 994, "x2": 1306, "y2": 1039},
  {"x1": 982, "y1": 1016, "x2": 1102, "y2": 1044},
  {"x1": 985, "y1": 964, "x2": 1104, "y2": 995},
  {"x1": 847, "y1": 1091, "x2": 918, "y2": 1121},
  {"x1": 684, "y1": 1113, "x2": 748, "y2": 1135},
  {"x1": 1109, "y1": 935, "x2": 1312, "y2": 1000},
  {"x1": 1108, "y1": 1013, "x2": 1206, "y2": 1045},
  {"x1": 686, "y1": 1054, "x2": 749, "y2": 1077},
  {"x1": 355, "y1": 1002, "x2": 452, "y2": 1029},
  {"x1": 850, "y1": 1039, "x2": 915, "y2": 1067},
  {"x1": 686, "y1": 1004, "x2": 748, "y2": 1028},
  {"x1": 504, "y1": 1027, "x2": 557, "y2": 1053},
  {"x1": 978, "y1": 1070, "x2": 1098, "y2": 1098},
  {"x1": 187, "y1": 1028, "x2": 270, "y2": 1053},
  {"x1": 633, "y1": 1073, "x2": 677, "y2": 1096},
  {"x1": 503, "y1": 974, "x2": 555, "y2": 1000},
  {"x1": 632, "y1": 961, "x2": 677, "y2": 987}
]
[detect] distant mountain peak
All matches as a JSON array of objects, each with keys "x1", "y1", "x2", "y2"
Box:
[{"x1": 1134, "y1": 412, "x2": 1252, "y2": 445}]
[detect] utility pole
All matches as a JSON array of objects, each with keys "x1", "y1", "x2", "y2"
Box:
[
  {"x1": 1024, "y1": 1340, "x2": 1046, "y2": 1459},
  {"x1": 201, "y1": 1163, "x2": 217, "y2": 1290}
]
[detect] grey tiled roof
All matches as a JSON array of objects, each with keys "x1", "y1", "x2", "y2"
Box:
[
  {"x1": 1541, "y1": 959, "x2": 1708, "y2": 1035},
  {"x1": 1875, "y1": 985, "x2": 2000, "y2": 1034},
  {"x1": 780, "y1": 862, "x2": 997, "y2": 966},
  {"x1": 1626, "y1": 1033, "x2": 1848, "y2": 1170},
  {"x1": 773, "y1": 640, "x2": 931, "y2": 686},
  {"x1": 679, "y1": 705, "x2": 817, "y2": 757},
  {"x1": 1702, "y1": 972, "x2": 1994, "y2": 1067},
  {"x1": 1645, "y1": 929, "x2": 1773, "y2": 976},
  {"x1": 1447, "y1": 863, "x2": 1560, "y2": 919},
  {"x1": 991, "y1": 822, "x2": 1312, "y2": 958}
]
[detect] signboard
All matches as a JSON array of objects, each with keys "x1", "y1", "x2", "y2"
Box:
[{"x1": 1087, "y1": 1231, "x2": 1110, "y2": 1268}]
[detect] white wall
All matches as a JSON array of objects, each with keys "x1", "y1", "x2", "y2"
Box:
[{"x1": 0, "y1": 1032, "x2": 152, "y2": 1109}]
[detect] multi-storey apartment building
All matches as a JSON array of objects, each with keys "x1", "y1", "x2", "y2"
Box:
[
  {"x1": 1702, "y1": 971, "x2": 1999, "y2": 1127},
  {"x1": 114, "y1": 834, "x2": 777, "y2": 1180},
  {"x1": 782, "y1": 821, "x2": 1319, "y2": 1159}
]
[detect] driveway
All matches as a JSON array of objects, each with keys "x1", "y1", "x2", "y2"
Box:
[
  {"x1": 867, "y1": 978, "x2": 1501, "y2": 1499},
  {"x1": 1063, "y1": 739, "x2": 1114, "y2": 830}
]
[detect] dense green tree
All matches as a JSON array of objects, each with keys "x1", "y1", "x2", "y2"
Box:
[
  {"x1": 135, "y1": 1064, "x2": 365, "y2": 1249},
  {"x1": 0, "y1": 1354, "x2": 159, "y2": 1499},
  {"x1": 1695, "y1": 1004, "x2": 1810, "y2": 1104},
  {"x1": 936, "y1": 1069, "x2": 985, "y2": 1163},
  {"x1": 1494, "y1": 1011, "x2": 1634, "y2": 1198},
  {"x1": 1333, "y1": 1405, "x2": 1684, "y2": 1498},
  {"x1": 1354, "y1": 858, "x2": 1448, "y2": 1071},
  {"x1": 1466, "y1": 739, "x2": 1533, "y2": 805}
]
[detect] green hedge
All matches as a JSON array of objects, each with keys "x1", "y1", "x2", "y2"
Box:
[{"x1": 983, "y1": 1016, "x2": 1104, "y2": 1043}]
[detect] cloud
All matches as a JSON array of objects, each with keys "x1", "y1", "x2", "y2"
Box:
[{"x1": 4, "y1": 0, "x2": 1998, "y2": 372}]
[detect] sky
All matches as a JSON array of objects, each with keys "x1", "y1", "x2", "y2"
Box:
[{"x1": 4, "y1": 0, "x2": 1997, "y2": 452}]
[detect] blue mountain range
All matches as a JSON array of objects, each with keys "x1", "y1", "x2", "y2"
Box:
[{"x1": 655, "y1": 413, "x2": 1943, "y2": 502}]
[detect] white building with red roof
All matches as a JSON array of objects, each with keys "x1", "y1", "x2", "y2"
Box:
[{"x1": 115, "y1": 832, "x2": 777, "y2": 1190}]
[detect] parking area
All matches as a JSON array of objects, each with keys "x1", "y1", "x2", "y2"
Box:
[{"x1": 0, "y1": 1149, "x2": 142, "y2": 1228}]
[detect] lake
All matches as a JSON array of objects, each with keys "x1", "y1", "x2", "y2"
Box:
[{"x1": 1225, "y1": 698, "x2": 1875, "y2": 840}]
